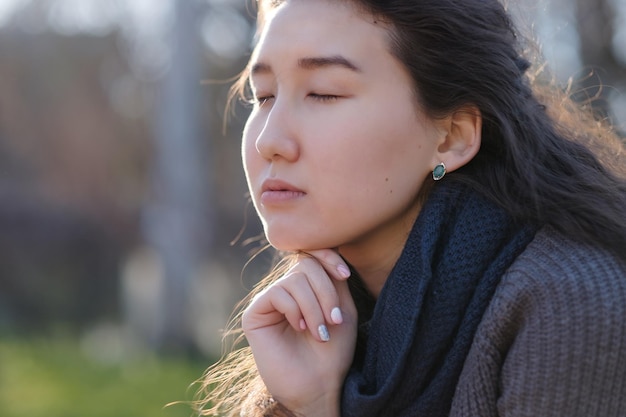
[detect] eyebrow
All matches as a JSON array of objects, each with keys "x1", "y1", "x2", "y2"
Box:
[{"x1": 250, "y1": 55, "x2": 362, "y2": 76}]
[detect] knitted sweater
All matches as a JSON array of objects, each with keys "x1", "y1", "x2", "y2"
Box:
[
  {"x1": 450, "y1": 227, "x2": 626, "y2": 416},
  {"x1": 243, "y1": 227, "x2": 626, "y2": 417}
]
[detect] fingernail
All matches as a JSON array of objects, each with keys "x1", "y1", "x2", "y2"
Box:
[
  {"x1": 331, "y1": 307, "x2": 343, "y2": 324},
  {"x1": 337, "y1": 264, "x2": 351, "y2": 278},
  {"x1": 318, "y1": 324, "x2": 330, "y2": 342},
  {"x1": 299, "y1": 319, "x2": 307, "y2": 330}
]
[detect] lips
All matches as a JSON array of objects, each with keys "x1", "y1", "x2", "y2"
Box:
[
  {"x1": 260, "y1": 179, "x2": 306, "y2": 204},
  {"x1": 262, "y1": 179, "x2": 303, "y2": 193}
]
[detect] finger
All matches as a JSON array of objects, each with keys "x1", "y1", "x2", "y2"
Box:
[
  {"x1": 300, "y1": 249, "x2": 351, "y2": 281},
  {"x1": 280, "y1": 271, "x2": 330, "y2": 342},
  {"x1": 287, "y1": 257, "x2": 343, "y2": 326},
  {"x1": 299, "y1": 259, "x2": 344, "y2": 325},
  {"x1": 334, "y1": 278, "x2": 357, "y2": 321},
  {"x1": 243, "y1": 285, "x2": 304, "y2": 333}
]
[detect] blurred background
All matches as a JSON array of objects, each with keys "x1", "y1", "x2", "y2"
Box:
[{"x1": 0, "y1": 0, "x2": 624, "y2": 416}]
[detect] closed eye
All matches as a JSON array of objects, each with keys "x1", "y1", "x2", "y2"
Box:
[
  {"x1": 253, "y1": 95, "x2": 275, "y2": 106},
  {"x1": 309, "y1": 93, "x2": 339, "y2": 102},
  {"x1": 251, "y1": 93, "x2": 339, "y2": 106}
]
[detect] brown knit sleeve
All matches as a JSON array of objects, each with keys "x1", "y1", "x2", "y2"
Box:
[{"x1": 450, "y1": 228, "x2": 626, "y2": 417}]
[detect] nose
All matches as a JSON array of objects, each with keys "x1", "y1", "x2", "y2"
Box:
[{"x1": 254, "y1": 100, "x2": 300, "y2": 162}]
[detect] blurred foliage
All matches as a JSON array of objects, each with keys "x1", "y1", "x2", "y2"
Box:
[{"x1": 0, "y1": 336, "x2": 208, "y2": 417}]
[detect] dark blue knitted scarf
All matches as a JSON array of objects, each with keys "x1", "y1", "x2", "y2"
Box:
[{"x1": 341, "y1": 182, "x2": 537, "y2": 417}]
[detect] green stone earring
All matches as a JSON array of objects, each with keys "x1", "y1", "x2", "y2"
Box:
[{"x1": 432, "y1": 162, "x2": 446, "y2": 181}]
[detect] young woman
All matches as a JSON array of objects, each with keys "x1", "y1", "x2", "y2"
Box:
[{"x1": 197, "y1": 0, "x2": 626, "y2": 416}]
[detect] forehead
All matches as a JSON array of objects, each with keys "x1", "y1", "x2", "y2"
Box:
[{"x1": 251, "y1": 0, "x2": 391, "y2": 69}]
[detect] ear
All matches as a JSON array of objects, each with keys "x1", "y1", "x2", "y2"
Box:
[{"x1": 432, "y1": 106, "x2": 482, "y2": 173}]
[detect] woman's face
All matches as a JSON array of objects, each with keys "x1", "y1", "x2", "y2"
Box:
[{"x1": 243, "y1": 0, "x2": 444, "y2": 254}]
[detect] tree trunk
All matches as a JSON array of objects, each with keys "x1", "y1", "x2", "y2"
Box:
[{"x1": 146, "y1": 0, "x2": 213, "y2": 353}]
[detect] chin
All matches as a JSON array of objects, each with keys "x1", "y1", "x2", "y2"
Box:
[
  {"x1": 266, "y1": 232, "x2": 332, "y2": 253},
  {"x1": 264, "y1": 229, "x2": 297, "y2": 252},
  {"x1": 266, "y1": 236, "x2": 307, "y2": 252}
]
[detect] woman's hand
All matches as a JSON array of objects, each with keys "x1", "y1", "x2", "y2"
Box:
[{"x1": 242, "y1": 249, "x2": 358, "y2": 417}]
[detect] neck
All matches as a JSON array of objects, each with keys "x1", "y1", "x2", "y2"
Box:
[
  {"x1": 341, "y1": 247, "x2": 401, "y2": 298},
  {"x1": 338, "y1": 209, "x2": 419, "y2": 298}
]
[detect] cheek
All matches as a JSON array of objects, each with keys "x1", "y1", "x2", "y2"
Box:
[
  {"x1": 317, "y1": 115, "x2": 431, "y2": 182},
  {"x1": 312, "y1": 115, "x2": 434, "y2": 214}
]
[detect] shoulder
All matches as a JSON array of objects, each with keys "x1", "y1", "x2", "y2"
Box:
[
  {"x1": 490, "y1": 226, "x2": 626, "y2": 333},
  {"x1": 494, "y1": 225, "x2": 626, "y2": 361},
  {"x1": 479, "y1": 227, "x2": 626, "y2": 336},
  {"x1": 451, "y1": 227, "x2": 626, "y2": 417},
  {"x1": 504, "y1": 225, "x2": 626, "y2": 286}
]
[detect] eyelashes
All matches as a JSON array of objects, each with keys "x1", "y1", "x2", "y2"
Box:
[
  {"x1": 251, "y1": 93, "x2": 340, "y2": 107},
  {"x1": 308, "y1": 93, "x2": 339, "y2": 102},
  {"x1": 253, "y1": 95, "x2": 274, "y2": 106}
]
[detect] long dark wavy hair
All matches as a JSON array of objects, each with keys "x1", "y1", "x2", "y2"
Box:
[
  {"x1": 352, "y1": 0, "x2": 626, "y2": 256},
  {"x1": 195, "y1": 0, "x2": 626, "y2": 415}
]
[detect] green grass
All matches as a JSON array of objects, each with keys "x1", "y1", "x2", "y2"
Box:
[{"x1": 0, "y1": 337, "x2": 209, "y2": 417}]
